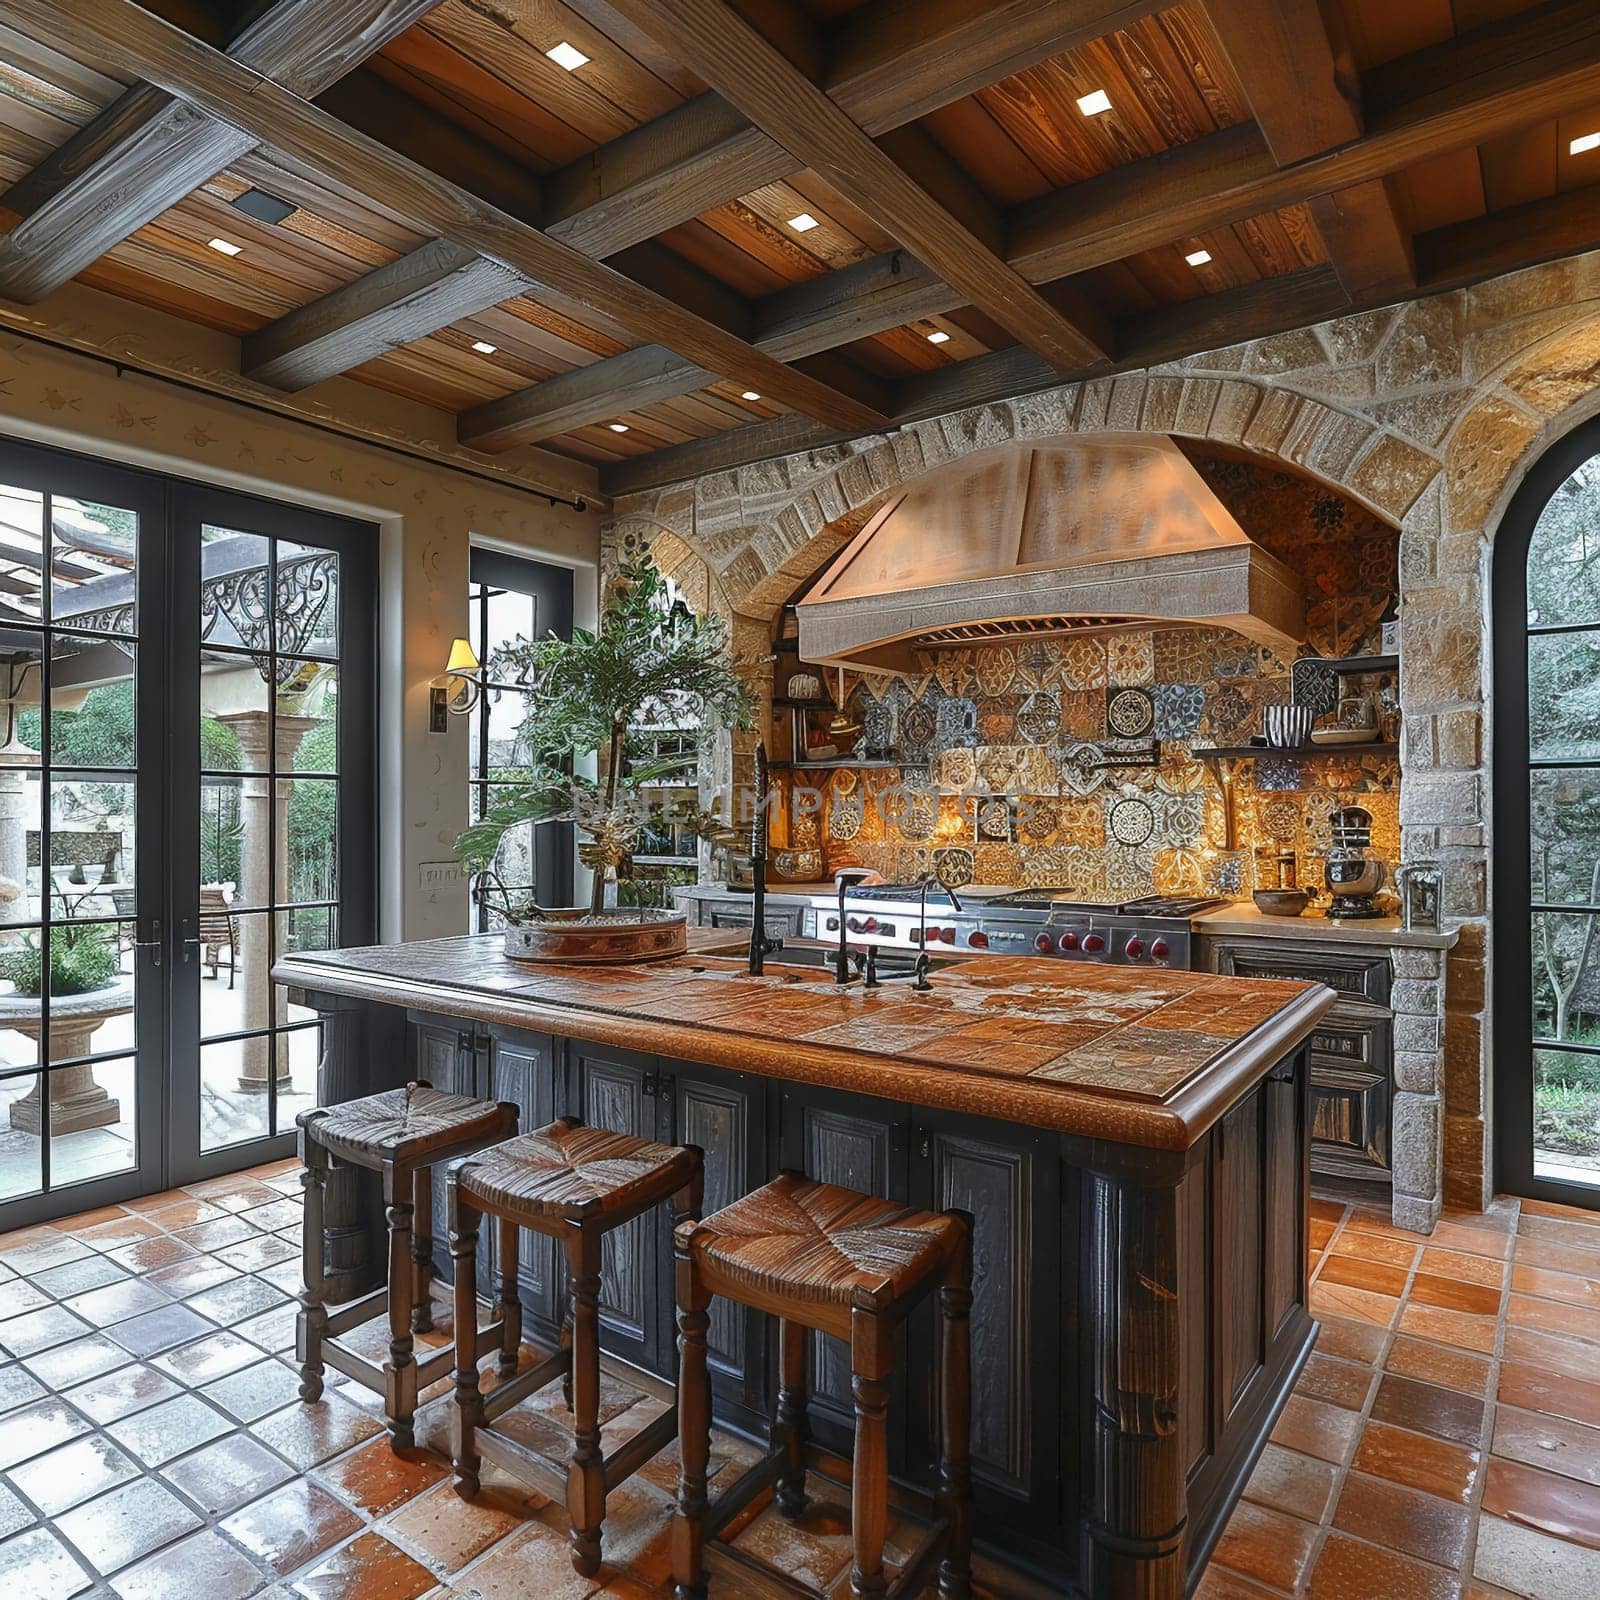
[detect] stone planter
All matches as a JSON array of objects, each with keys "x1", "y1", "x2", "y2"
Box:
[{"x1": 1, "y1": 975, "x2": 135, "y2": 1135}]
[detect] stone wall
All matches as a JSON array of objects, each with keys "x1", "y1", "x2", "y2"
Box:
[{"x1": 606, "y1": 249, "x2": 1600, "y2": 1228}]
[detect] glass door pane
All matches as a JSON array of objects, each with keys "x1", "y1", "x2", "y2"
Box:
[{"x1": 0, "y1": 448, "x2": 162, "y2": 1226}]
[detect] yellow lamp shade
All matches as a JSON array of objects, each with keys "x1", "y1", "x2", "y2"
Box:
[{"x1": 445, "y1": 637, "x2": 480, "y2": 675}]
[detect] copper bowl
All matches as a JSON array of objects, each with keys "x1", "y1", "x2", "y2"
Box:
[
  {"x1": 1252, "y1": 888, "x2": 1313, "y2": 918},
  {"x1": 502, "y1": 907, "x2": 688, "y2": 964}
]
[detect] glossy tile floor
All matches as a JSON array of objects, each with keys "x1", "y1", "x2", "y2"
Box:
[{"x1": 1, "y1": 1173, "x2": 1598, "y2": 1600}]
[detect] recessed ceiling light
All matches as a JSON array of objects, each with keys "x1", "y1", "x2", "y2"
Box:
[
  {"x1": 1185, "y1": 249, "x2": 1213, "y2": 267},
  {"x1": 230, "y1": 187, "x2": 294, "y2": 225},
  {"x1": 787, "y1": 212, "x2": 820, "y2": 233},
  {"x1": 207, "y1": 237, "x2": 243, "y2": 256},
  {"x1": 1076, "y1": 89, "x2": 1112, "y2": 117},
  {"x1": 471, "y1": 340, "x2": 497, "y2": 354},
  {"x1": 546, "y1": 40, "x2": 589, "y2": 70},
  {"x1": 926, "y1": 329, "x2": 951, "y2": 345},
  {"x1": 1572, "y1": 132, "x2": 1600, "y2": 155},
  {"x1": 609, "y1": 422, "x2": 630, "y2": 433},
  {"x1": 741, "y1": 390, "x2": 761, "y2": 401}
]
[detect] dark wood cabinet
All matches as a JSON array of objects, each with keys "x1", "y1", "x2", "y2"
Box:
[{"x1": 486, "y1": 1025, "x2": 562, "y2": 1334}]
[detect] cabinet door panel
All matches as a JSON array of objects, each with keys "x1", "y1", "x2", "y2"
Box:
[
  {"x1": 577, "y1": 1046, "x2": 658, "y2": 1370},
  {"x1": 1217, "y1": 1088, "x2": 1265, "y2": 1421},
  {"x1": 408, "y1": 1016, "x2": 472, "y2": 1287},
  {"x1": 489, "y1": 1027, "x2": 560, "y2": 1334}
]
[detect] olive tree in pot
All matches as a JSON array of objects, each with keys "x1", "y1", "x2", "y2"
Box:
[{"x1": 455, "y1": 552, "x2": 755, "y2": 916}]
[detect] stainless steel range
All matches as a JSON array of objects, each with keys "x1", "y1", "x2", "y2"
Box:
[{"x1": 799, "y1": 886, "x2": 1228, "y2": 969}]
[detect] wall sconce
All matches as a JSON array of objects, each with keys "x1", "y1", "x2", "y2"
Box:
[{"x1": 430, "y1": 637, "x2": 485, "y2": 730}]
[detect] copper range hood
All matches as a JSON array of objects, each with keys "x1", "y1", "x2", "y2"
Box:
[{"x1": 796, "y1": 436, "x2": 1305, "y2": 671}]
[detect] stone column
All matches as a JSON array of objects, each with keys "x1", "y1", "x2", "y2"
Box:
[
  {"x1": 216, "y1": 710, "x2": 322, "y2": 1091},
  {"x1": 0, "y1": 746, "x2": 39, "y2": 924}
]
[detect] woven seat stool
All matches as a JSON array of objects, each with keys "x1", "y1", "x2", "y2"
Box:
[
  {"x1": 448, "y1": 1116, "x2": 704, "y2": 1577},
  {"x1": 672, "y1": 1173, "x2": 972, "y2": 1600},
  {"x1": 296, "y1": 1082, "x2": 519, "y2": 1451}
]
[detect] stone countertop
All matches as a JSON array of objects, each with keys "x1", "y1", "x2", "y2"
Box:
[
  {"x1": 672, "y1": 882, "x2": 829, "y2": 902},
  {"x1": 276, "y1": 934, "x2": 1332, "y2": 1151},
  {"x1": 1194, "y1": 904, "x2": 1461, "y2": 950}
]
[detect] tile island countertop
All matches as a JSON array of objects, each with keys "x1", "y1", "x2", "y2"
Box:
[{"x1": 276, "y1": 933, "x2": 1334, "y2": 1152}]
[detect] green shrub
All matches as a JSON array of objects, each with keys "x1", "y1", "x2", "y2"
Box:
[{"x1": 0, "y1": 923, "x2": 119, "y2": 997}]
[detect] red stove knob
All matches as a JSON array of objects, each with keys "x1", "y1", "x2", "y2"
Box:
[
  {"x1": 966, "y1": 930, "x2": 989, "y2": 949},
  {"x1": 1082, "y1": 933, "x2": 1105, "y2": 954},
  {"x1": 1125, "y1": 937, "x2": 1145, "y2": 960},
  {"x1": 939, "y1": 927, "x2": 956, "y2": 943},
  {"x1": 846, "y1": 917, "x2": 863, "y2": 933},
  {"x1": 862, "y1": 917, "x2": 878, "y2": 933},
  {"x1": 1034, "y1": 934, "x2": 1054, "y2": 953},
  {"x1": 1058, "y1": 931, "x2": 1079, "y2": 951},
  {"x1": 1150, "y1": 938, "x2": 1170, "y2": 961}
]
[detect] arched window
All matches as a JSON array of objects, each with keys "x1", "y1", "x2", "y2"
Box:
[{"x1": 1495, "y1": 415, "x2": 1600, "y2": 1205}]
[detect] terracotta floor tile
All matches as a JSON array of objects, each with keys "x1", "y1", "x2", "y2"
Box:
[
  {"x1": 1386, "y1": 1336, "x2": 1492, "y2": 1397},
  {"x1": 289, "y1": 1528, "x2": 436, "y2": 1600},
  {"x1": 1521, "y1": 1197, "x2": 1600, "y2": 1224},
  {"x1": 187, "y1": 1177, "x2": 283, "y2": 1212},
  {"x1": 1505, "y1": 1325, "x2": 1600, "y2": 1384},
  {"x1": 54, "y1": 1478, "x2": 202, "y2": 1575},
  {"x1": 143, "y1": 1198, "x2": 228, "y2": 1231},
  {"x1": 1332, "y1": 1230, "x2": 1420, "y2": 1268},
  {"x1": 0, "y1": 1481, "x2": 32, "y2": 1540},
  {"x1": 21, "y1": 1332, "x2": 134, "y2": 1390},
  {"x1": 1352, "y1": 1419, "x2": 1482, "y2": 1504},
  {"x1": 1242, "y1": 1442, "x2": 1339, "y2": 1522},
  {"x1": 110, "y1": 1528, "x2": 265, "y2": 1600},
  {"x1": 1513, "y1": 1235, "x2": 1600, "y2": 1279},
  {"x1": 1512, "y1": 1262, "x2": 1600, "y2": 1311},
  {"x1": 444, "y1": 1519, "x2": 600, "y2": 1600},
  {"x1": 1517, "y1": 1213, "x2": 1600, "y2": 1251},
  {"x1": 0, "y1": 1525, "x2": 92, "y2": 1600},
  {"x1": 8, "y1": 1431, "x2": 139, "y2": 1515},
  {"x1": 1473, "y1": 1512, "x2": 1600, "y2": 1598},
  {"x1": 233, "y1": 1301, "x2": 299, "y2": 1354},
  {"x1": 104, "y1": 1304, "x2": 214, "y2": 1359},
  {"x1": 0, "y1": 1233, "x2": 93, "y2": 1274},
  {"x1": 1370, "y1": 1374, "x2": 1488, "y2": 1447},
  {"x1": 169, "y1": 1217, "x2": 259, "y2": 1253},
  {"x1": 202, "y1": 1357, "x2": 304, "y2": 1423},
  {"x1": 1270, "y1": 1394, "x2": 1364, "y2": 1464},
  {"x1": 0, "y1": 1282, "x2": 51, "y2": 1317},
  {"x1": 220, "y1": 1479, "x2": 361, "y2": 1575},
  {"x1": 0, "y1": 1363, "x2": 45, "y2": 1416},
  {"x1": 1315, "y1": 1316, "x2": 1390, "y2": 1364},
  {"x1": 63, "y1": 1362, "x2": 183, "y2": 1425},
  {"x1": 1508, "y1": 1291, "x2": 1600, "y2": 1346},
  {"x1": 1397, "y1": 1302, "x2": 1498, "y2": 1354},
  {"x1": 1409, "y1": 1273, "x2": 1504, "y2": 1317},
  {"x1": 1430, "y1": 1220, "x2": 1514, "y2": 1260},
  {"x1": 314, "y1": 1435, "x2": 447, "y2": 1517},
  {"x1": 0, "y1": 1395, "x2": 91, "y2": 1469},
  {"x1": 106, "y1": 1391, "x2": 234, "y2": 1466},
  {"x1": 30, "y1": 1255, "x2": 129, "y2": 1298},
  {"x1": 55, "y1": 1204, "x2": 141, "y2": 1234},
  {"x1": 160, "y1": 1431, "x2": 294, "y2": 1516},
  {"x1": 1310, "y1": 1279, "x2": 1401, "y2": 1329},
  {"x1": 144, "y1": 1257, "x2": 240, "y2": 1299},
  {"x1": 1311, "y1": 1198, "x2": 1347, "y2": 1224},
  {"x1": 242, "y1": 1199, "x2": 302, "y2": 1232},
  {"x1": 1297, "y1": 1351, "x2": 1376, "y2": 1411},
  {"x1": 123, "y1": 1188, "x2": 192, "y2": 1215},
  {"x1": 215, "y1": 1233, "x2": 299, "y2": 1273},
  {"x1": 1308, "y1": 1531, "x2": 1463, "y2": 1599},
  {"x1": 79, "y1": 1215, "x2": 164, "y2": 1252},
  {"x1": 61, "y1": 1278, "x2": 171, "y2": 1326},
  {"x1": 1493, "y1": 1405, "x2": 1600, "y2": 1488},
  {"x1": 1482, "y1": 1456, "x2": 1600, "y2": 1551},
  {"x1": 1195, "y1": 1568, "x2": 1301, "y2": 1600},
  {"x1": 1497, "y1": 1362, "x2": 1600, "y2": 1429},
  {"x1": 0, "y1": 1303, "x2": 93, "y2": 1357},
  {"x1": 1332, "y1": 1471, "x2": 1472, "y2": 1568},
  {"x1": 150, "y1": 1329, "x2": 262, "y2": 1386},
  {"x1": 107, "y1": 1236, "x2": 194, "y2": 1273},
  {"x1": 384, "y1": 1478, "x2": 533, "y2": 1576},
  {"x1": 251, "y1": 1392, "x2": 381, "y2": 1470},
  {"x1": 1344, "y1": 1209, "x2": 1417, "y2": 1242},
  {"x1": 187, "y1": 1275, "x2": 290, "y2": 1328},
  {"x1": 1311, "y1": 1219, "x2": 1336, "y2": 1252},
  {"x1": 1319, "y1": 1254, "x2": 1412, "y2": 1297}
]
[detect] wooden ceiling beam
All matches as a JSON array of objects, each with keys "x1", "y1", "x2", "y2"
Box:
[
  {"x1": 597, "y1": 160, "x2": 1600, "y2": 497},
  {"x1": 1199, "y1": 0, "x2": 1414, "y2": 301},
  {"x1": 584, "y1": 0, "x2": 1110, "y2": 371},
  {"x1": 10, "y1": 0, "x2": 888, "y2": 436},
  {"x1": 0, "y1": 0, "x2": 438, "y2": 304},
  {"x1": 237, "y1": 0, "x2": 1142, "y2": 397},
  {"x1": 461, "y1": 0, "x2": 1600, "y2": 456}
]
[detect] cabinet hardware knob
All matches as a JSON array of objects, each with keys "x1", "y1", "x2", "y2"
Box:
[{"x1": 919, "y1": 1134, "x2": 930, "y2": 1159}]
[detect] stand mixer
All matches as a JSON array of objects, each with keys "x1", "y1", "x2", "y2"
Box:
[{"x1": 1322, "y1": 805, "x2": 1387, "y2": 919}]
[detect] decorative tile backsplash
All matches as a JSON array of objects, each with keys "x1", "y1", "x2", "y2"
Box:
[{"x1": 776, "y1": 625, "x2": 1399, "y2": 899}]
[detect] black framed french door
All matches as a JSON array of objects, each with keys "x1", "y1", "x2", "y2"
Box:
[
  {"x1": 0, "y1": 437, "x2": 375, "y2": 1227},
  {"x1": 1494, "y1": 412, "x2": 1600, "y2": 1208}
]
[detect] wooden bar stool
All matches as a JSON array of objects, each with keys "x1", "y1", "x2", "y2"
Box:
[
  {"x1": 447, "y1": 1116, "x2": 704, "y2": 1577},
  {"x1": 672, "y1": 1174, "x2": 972, "y2": 1600},
  {"x1": 297, "y1": 1082, "x2": 519, "y2": 1451}
]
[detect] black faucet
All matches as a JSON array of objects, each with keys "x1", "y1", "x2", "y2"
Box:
[
  {"x1": 747, "y1": 742, "x2": 783, "y2": 976},
  {"x1": 832, "y1": 868, "x2": 873, "y2": 984}
]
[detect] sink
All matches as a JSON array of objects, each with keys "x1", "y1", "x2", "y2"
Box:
[{"x1": 765, "y1": 944, "x2": 964, "y2": 975}]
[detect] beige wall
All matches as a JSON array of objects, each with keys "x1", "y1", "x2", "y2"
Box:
[{"x1": 0, "y1": 288, "x2": 603, "y2": 942}]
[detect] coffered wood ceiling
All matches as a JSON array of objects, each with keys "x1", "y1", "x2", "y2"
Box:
[{"x1": 0, "y1": 0, "x2": 1596, "y2": 501}]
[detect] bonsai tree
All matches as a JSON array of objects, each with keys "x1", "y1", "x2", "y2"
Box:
[{"x1": 456, "y1": 551, "x2": 755, "y2": 913}]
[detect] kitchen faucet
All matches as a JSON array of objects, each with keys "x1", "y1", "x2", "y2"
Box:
[{"x1": 747, "y1": 742, "x2": 783, "y2": 976}]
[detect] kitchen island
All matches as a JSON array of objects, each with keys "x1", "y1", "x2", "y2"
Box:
[{"x1": 276, "y1": 935, "x2": 1333, "y2": 1599}]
